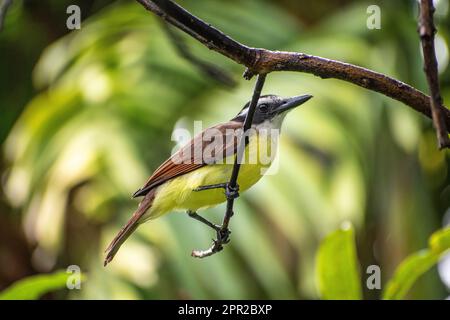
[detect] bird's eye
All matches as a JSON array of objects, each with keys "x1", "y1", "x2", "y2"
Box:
[{"x1": 259, "y1": 104, "x2": 269, "y2": 113}]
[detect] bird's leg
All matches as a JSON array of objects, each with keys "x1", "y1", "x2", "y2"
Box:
[
  {"x1": 194, "y1": 182, "x2": 240, "y2": 200},
  {"x1": 191, "y1": 183, "x2": 237, "y2": 257},
  {"x1": 194, "y1": 183, "x2": 227, "y2": 191},
  {"x1": 187, "y1": 210, "x2": 231, "y2": 258},
  {"x1": 191, "y1": 183, "x2": 238, "y2": 258},
  {"x1": 186, "y1": 210, "x2": 220, "y2": 232}
]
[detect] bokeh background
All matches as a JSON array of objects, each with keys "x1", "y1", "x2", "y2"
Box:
[{"x1": 0, "y1": 0, "x2": 450, "y2": 299}]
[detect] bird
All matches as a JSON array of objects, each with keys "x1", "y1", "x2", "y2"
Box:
[{"x1": 104, "y1": 94, "x2": 312, "y2": 265}]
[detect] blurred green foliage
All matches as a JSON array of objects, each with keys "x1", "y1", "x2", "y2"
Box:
[
  {"x1": 383, "y1": 226, "x2": 450, "y2": 299},
  {"x1": 0, "y1": 0, "x2": 449, "y2": 299},
  {"x1": 316, "y1": 224, "x2": 362, "y2": 300},
  {"x1": 0, "y1": 270, "x2": 74, "y2": 300},
  {"x1": 313, "y1": 224, "x2": 450, "y2": 300}
]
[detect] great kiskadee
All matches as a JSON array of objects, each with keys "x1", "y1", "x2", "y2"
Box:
[{"x1": 104, "y1": 94, "x2": 312, "y2": 265}]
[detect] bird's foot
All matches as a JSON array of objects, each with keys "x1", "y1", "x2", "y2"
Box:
[
  {"x1": 191, "y1": 227, "x2": 231, "y2": 258},
  {"x1": 190, "y1": 182, "x2": 237, "y2": 258},
  {"x1": 217, "y1": 227, "x2": 231, "y2": 244},
  {"x1": 187, "y1": 210, "x2": 232, "y2": 257}
]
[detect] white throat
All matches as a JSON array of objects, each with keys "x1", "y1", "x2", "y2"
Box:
[{"x1": 252, "y1": 113, "x2": 287, "y2": 131}]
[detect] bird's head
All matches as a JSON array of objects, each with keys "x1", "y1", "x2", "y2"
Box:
[{"x1": 233, "y1": 94, "x2": 312, "y2": 127}]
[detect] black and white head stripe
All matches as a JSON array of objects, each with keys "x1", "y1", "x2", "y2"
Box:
[
  {"x1": 232, "y1": 94, "x2": 312, "y2": 124},
  {"x1": 232, "y1": 95, "x2": 284, "y2": 124},
  {"x1": 236, "y1": 95, "x2": 281, "y2": 116}
]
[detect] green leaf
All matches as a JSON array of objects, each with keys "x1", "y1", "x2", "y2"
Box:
[
  {"x1": 429, "y1": 227, "x2": 450, "y2": 255},
  {"x1": 383, "y1": 226, "x2": 450, "y2": 300},
  {"x1": 382, "y1": 250, "x2": 438, "y2": 300},
  {"x1": 0, "y1": 270, "x2": 80, "y2": 300},
  {"x1": 316, "y1": 223, "x2": 362, "y2": 300}
]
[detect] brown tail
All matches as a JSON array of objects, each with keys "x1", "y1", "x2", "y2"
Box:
[{"x1": 104, "y1": 190, "x2": 155, "y2": 266}]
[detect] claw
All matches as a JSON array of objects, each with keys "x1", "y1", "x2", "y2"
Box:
[
  {"x1": 225, "y1": 184, "x2": 239, "y2": 200},
  {"x1": 217, "y1": 228, "x2": 231, "y2": 244}
]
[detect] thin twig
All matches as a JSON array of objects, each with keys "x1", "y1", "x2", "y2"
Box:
[
  {"x1": 136, "y1": 0, "x2": 450, "y2": 131},
  {"x1": 418, "y1": 0, "x2": 450, "y2": 149},
  {"x1": 161, "y1": 22, "x2": 236, "y2": 87},
  {"x1": 191, "y1": 73, "x2": 267, "y2": 258},
  {"x1": 0, "y1": 0, "x2": 12, "y2": 32}
]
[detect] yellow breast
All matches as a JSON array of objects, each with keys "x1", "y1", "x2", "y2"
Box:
[{"x1": 146, "y1": 132, "x2": 277, "y2": 219}]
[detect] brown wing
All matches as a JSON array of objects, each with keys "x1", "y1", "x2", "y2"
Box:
[{"x1": 132, "y1": 121, "x2": 243, "y2": 198}]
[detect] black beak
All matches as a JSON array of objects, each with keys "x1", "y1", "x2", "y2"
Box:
[{"x1": 273, "y1": 94, "x2": 313, "y2": 115}]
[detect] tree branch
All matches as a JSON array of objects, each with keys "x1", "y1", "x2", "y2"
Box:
[
  {"x1": 418, "y1": 0, "x2": 450, "y2": 149},
  {"x1": 136, "y1": 0, "x2": 450, "y2": 132}
]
